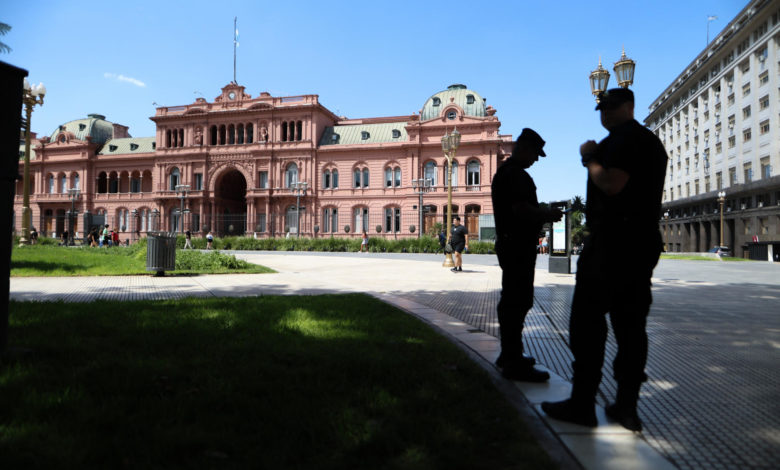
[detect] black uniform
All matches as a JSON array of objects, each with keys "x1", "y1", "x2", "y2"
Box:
[
  {"x1": 450, "y1": 224, "x2": 468, "y2": 253},
  {"x1": 491, "y1": 157, "x2": 545, "y2": 364},
  {"x1": 570, "y1": 119, "x2": 668, "y2": 404}
]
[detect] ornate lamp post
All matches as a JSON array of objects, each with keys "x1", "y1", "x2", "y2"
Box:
[
  {"x1": 67, "y1": 188, "x2": 80, "y2": 245},
  {"x1": 19, "y1": 78, "x2": 46, "y2": 246},
  {"x1": 290, "y1": 181, "x2": 308, "y2": 238},
  {"x1": 718, "y1": 190, "x2": 727, "y2": 250},
  {"x1": 411, "y1": 177, "x2": 432, "y2": 239},
  {"x1": 589, "y1": 48, "x2": 636, "y2": 102},
  {"x1": 174, "y1": 184, "x2": 191, "y2": 234},
  {"x1": 441, "y1": 128, "x2": 461, "y2": 268}
]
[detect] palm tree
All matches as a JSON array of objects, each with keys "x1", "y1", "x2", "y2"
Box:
[
  {"x1": 0, "y1": 23, "x2": 11, "y2": 54},
  {"x1": 571, "y1": 195, "x2": 585, "y2": 212}
]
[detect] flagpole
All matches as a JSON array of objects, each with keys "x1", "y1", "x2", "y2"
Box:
[
  {"x1": 233, "y1": 16, "x2": 237, "y2": 83},
  {"x1": 707, "y1": 15, "x2": 717, "y2": 46}
]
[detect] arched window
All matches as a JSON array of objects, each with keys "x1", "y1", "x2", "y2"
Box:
[
  {"x1": 385, "y1": 167, "x2": 393, "y2": 187},
  {"x1": 210, "y1": 125, "x2": 217, "y2": 145},
  {"x1": 296, "y1": 121, "x2": 303, "y2": 141},
  {"x1": 219, "y1": 125, "x2": 226, "y2": 145},
  {"x1": 246, "y1": 123, "x2": 254, "y2": 143},
  {"x1": 353, "y1": 169, "x2": 361, "y2": 188},
  {"x1": 170, "y1": 167, "x2": 180, "y2": 191},
  {"x1": 166, "y1": 129, "x2": 171, "y2": 148},
  {"x1": 322, "y1": 207, "x2": 338, "y2": 233},
  {"x1": 354, "y1": 207, "x2": 368, "y2": 232},
  {"x1": 424, "y1": 161, "x2": 437, "y2": 186},
  {"x1": 285, "y1": 163, "x2": 298, "y2": 188},
  {"x1": 362, "y1": 168, "x2": 369, "y2": 188},
  {"x1": 48, "y1": 174, "x2": 55, "y2": 194},
  {"x1": 323, "y1": 170, "x2": 331, "y2": 189},
  {"x1": 385, "y1": 207, "x2": 401, "y2": 233},
  {"x1": 281, "y1": 122, "x2": 288, "y2": 142},
  {"x1": 109, "y1": 172, "x2": 119, "y2": 193},
  {"x1": 237, "y1": 124, "x2": 244, "y2": 144},
  {"x1": 393, "y1": 167, "x2": 401, "y2": 187},
  {"x1": 97, "y1": 172, "x2": 107, "y2": 193},
  {"x1": 228, "y1": 124, "x2": 235, "y2": 145},
  {"x1": 449, "y1": 160, "x2": 458, "y2": 187},
  {"x1": 179, "y1": 129, "x2": 184, "y2": 147},
  {"x1": 60, "y1": 174, "x2": 67, "y2": 193},
  {"x1": 332, "y1": 169, "x2": 339, "y2": 188},
  {"x1": 73, "y1": 173, "x2": 80, "y2": 190},
  {"x1": 467, "y1": 160, "x2": 480, "y2": 186}
]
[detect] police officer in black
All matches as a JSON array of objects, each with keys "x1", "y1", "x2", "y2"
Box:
[
  {"x1": 542, "y1": 88, "x2": 668, "y2": 431},
  {"x1": 491, "y1": 128, "x2": 562, "y2": 382}
]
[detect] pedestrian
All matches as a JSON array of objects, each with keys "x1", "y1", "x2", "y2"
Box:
[
  {"x1": 491, "y1": 128, "x2": 562, "y2": 382},
  {"x1": 449, "y1": 216, "x2": 468, "y2": 272},
  {"x1": 184, "y1": 230, "x2": 193, "y2": 249},
  {"x1": 361, "y1": 230, "x2": 368, "y2": 252},
  {"x1": 541, "y1": 235, "x2": 549, "y2": 254},
  {"x1": 438, "y1": 230, "x2": 446, "y2": 251},
  {"x1": 111, "y1": 229, "x2": 119, "y2": 247},
  {"x1": 542, "y1": 88, "x2": 668, "y2": 431},
  {"x1": 30, "y1": 227, "x2": 38, "y2": 245},
  {"x1": 206, "y1": 231, "x2": 214, "y2": 250},
  {"x1": 102, "y1": 224, "x2": 110, "y2": 247},
  {"x1": 60, "y1": 230, "x2": 69, "y2": 246}
]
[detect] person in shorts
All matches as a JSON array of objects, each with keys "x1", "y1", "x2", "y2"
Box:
[{"x1": 449, "y1": 216, "x2": 468, "y2": 272}]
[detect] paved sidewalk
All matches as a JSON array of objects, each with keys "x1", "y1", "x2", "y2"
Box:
[{"x1": 10, "y1": 252, "x2": 780, "y2": 469}]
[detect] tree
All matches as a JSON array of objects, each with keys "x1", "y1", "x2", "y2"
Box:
[
  {"x1": 570, "y1": 195, "x2": 588, "y2": 247},
  {"x1": 0, "y1": 23, "x2": 11, "y2": 54},
  {"x1": 571, "y1": 195, "x2": 585, "y2": 212}
]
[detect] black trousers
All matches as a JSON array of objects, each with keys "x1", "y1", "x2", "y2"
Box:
[
  {"x1": 496, "y1": 241, "x2": 536, "y2": 362},
  {"x1": 569, "y1": 232, "x2": 660, "y2": 403}
]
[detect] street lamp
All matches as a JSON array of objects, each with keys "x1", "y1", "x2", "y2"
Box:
[
  {"x1": 19, "y1": 78, "x2": 46, "y2": 246},
  {"x1": 589, "y1": 49, "x2": 636, "y2": 102},
  {"x1": 174, "y1": 184, "x2": 191, "y2": 234},
  {"x1": 718, "y1": 190, "x2": 727, "y2": 251},
  {"x1": 67, "y1": 188, "x2": 80, "y2": 246},
  {"x1": 290, "y1": 181, "x2": 308, "y2": 238},
  {"x1": 663, "y1": 210, "x2": 670, "y2": 252},
  {"x1": 411, "y1": 178, "x2": 432, "y2": 239},
  {"x1": 441, "y1": 127, "x2": 461, "y2": 268}
]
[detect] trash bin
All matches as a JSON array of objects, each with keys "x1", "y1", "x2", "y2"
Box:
[{"x1": 146, "y1": 231, "x2": 177, "y2": 276}]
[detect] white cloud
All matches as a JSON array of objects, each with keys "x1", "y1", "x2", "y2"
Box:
[{"x1": 104, "y1": 72, "x2": 146, "y2": 88}]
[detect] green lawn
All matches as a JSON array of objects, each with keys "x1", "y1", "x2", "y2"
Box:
[
  {"x1": 11, "y1": 244, "x2": 274, "y2": 276},
  {"x1": 2, "y1": 294, "x2": 555, "y2": 469},
  {"x1": 660, "y1": 253, "x2": 751, "y2": 261}
]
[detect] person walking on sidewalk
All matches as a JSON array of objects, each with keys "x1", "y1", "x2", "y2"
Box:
[
  {"x1": 449, "y1": 216, "x2": 468, "y2": 272},
  {"x1": 184, "y1": 230, "x2": 193, "y2": 249},
  {"x1": 542, "y1": 88, "x2": 668, "y2": 431},
  {"x1": 491, "y1": 128, "x2": 562, "y2": 382}
]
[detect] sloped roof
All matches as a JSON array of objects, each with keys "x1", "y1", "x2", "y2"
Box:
[
  {"x1": 420, "y1": 84, "x2": 486, "y2": 121},
  {"x1": 18, "y1": 142, "x2": 36, "y2": 160},
  {"x1": 50, "y1": 114, "x2": 116, "y2": 145},
  {"x1": 98, "y1": 137, "x2": 156, "y2": 155},
  {"x1": 320, "y1": 122, "x2": 408, "y2": 146}
]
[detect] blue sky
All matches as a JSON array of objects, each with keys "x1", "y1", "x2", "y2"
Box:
[{"x1": 3, "y1": 0, "x2": 746, "y2": 202}]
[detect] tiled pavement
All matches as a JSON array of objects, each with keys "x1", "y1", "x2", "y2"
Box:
[{"x1": 10, "y1": 252, "x2": 780, "y2": 470}]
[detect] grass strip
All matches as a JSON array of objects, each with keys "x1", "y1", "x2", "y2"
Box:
[{"x1": 2, "y1": 294, "x2": 554, "y2": 469}]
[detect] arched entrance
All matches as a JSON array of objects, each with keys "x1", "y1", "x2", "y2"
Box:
[{"x1": 215, "y1": 169, "x2": 247, "y2": 236}]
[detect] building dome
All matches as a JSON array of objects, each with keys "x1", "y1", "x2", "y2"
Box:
[
  {"x1": 420, "y1": 84, "x2": 486, "y2": 121},
  {"x1": 49, "y1": 113, "x2": 119, "y2": 145}
]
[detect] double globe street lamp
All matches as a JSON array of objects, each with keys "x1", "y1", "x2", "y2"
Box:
[
  {"x1": 290, "y1": 181, "x2": 308, "y2": 238},
  {"x1": 67, "y1": 188, "x2": 80, "y2": 245},
  {"x1": 411, "y1": 178, "x2": 432, "y2": 239},
  {"x1": 718, "y1": 190, "x2": 728, "y2": 251},
  {"x1": 441, "y1": 127, "x2": 461, "y2": 268},
  {"x1": 19, "y1": 78, "x2": 46, "y2": 246},
  {"x1": 589, "y1": 47, "x2": 636, "y2": 100}
]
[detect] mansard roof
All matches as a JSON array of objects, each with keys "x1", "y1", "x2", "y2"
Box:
[
  {"x1": 98, "y1": 137, "x2": 156, "y2": 155},
  {"x1": 49, "y1": 114, "x2": 120, "y2": 145},
  {"x1": 420, "y1": 84, "x2": 486, "y2": 121},
  {"x1": 319, "y1": 122, "x2": 408, "y2": 146}
]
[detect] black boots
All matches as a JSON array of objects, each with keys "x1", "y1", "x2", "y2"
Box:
[
  {"x1": 605, "y1": 386, "x2": 643, "y2": 431},
  {"x1": 541, "y1": 399, "x2": 597, "y2": 427},
  {"x1": 495, "y1": 352, "x2": 549, "y2": 382}
]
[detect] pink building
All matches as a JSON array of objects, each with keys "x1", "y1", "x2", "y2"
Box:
[{"x1": 15, "y1": 83, "x2": 513, "y2": 240}]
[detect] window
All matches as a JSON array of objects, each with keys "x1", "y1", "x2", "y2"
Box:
[
  {"x1": 392, "y1": 129, "x2": 401, "y2": 138},
  {"x1": 332, "y1": 170, "x2": 338, "y2": 188},
  {"x1": 361, "y1": 131, "x2": 370, "y2": 140},
  {"x1": 385, "y1": 167, "x2": 393, "y2": 188},
  {"x1": 760, "y1": 95, "x2": 770, "y2": 110},
  {"x1": 384, "y1": 207, "x2": 401, "y2": 233},
  {"x1": 194, "y1": 173, "x2": 203, "y2": 190},
  {"x1": 73, "y1": 174, "x2": 80, "y2": 190},
  {"x1": 744, "y1": 163, "x2": 753, "y2": 183},
  {"x1": 362, "y1": 168, "x2": 369, "y2": 188},
  {"x1": 432, "y1": 97, "x2": 441, "y2": 106},
  {"x1": 323, "y1": 170, "x2": 331, "y2": 189},
  {"x1": 761, "y1": 157, "x2": 771, "y2": 179},
  {"x1": 256, "y1": 213, "x2": 266, "y2": 233},
  {"x1": 759, "y1": 71, "x2": 769, "y2": 86},
  {"x1": 716, "y1": 142, "x2": 722, "y2": 154},
  {"x1": 285, "y1": 163, "x2": 298, "y2": 188},
  {"x1": 169, "y1": 167, "x2": 180, "y2": 191},
  {"x1": 716, "y1": 171, "x2": 723, "y2": 189},
  {"x1": 48, "y1": 174, "x2": 55, "y2": 194},
  {"x1": 743, "y1": 128, "x2": 752, "y2": 142},
  {"x1": 331, "y1": 134, "x2": 340, "y2": 144},
  {"x1": 60, "y1": 175, "x2": 67, "y2": 193},
  {"x1": 354, "y1": 169, "x2": 361, "y2": 188},
  {"x1": 742, "y1": 83, "x2": 751, "y2": 97},
  {"x1": 760, "y1": 120, "x2": 770, "y2": 135},
  {"x1": 740, "y1": 60, "x2": 750, "y2": 74},
  {"x1": 728, "y1": 94, "x2": 735, "y2": 106},
  {"x1": 447, "y1": 111, "x2": 456, "y2": 120},
  {"x1": 728, "y1": 136, "x2": 736, "y2": 148},
  {"x1": 322, "y1": 208, "x2": 338, "y2": 233},
  {"x1": 259, "y1": 171, "x2": 268, "y2": 189},
  {"x1": 466, "y1": 94, "x2": 475, "y2": 104},
  {"x1": 424, "y1": 161, "x2": 437, "y2": 186},
  {"x1": 447, "y1": 160, "x2": 458, "y2": 186},
  {"x1": 393, "y1": 167, "x2": 401, "y2": 187},
  {"x1": 354, "y1": 207, "x2": 368, "y2": 232},
  {"x1": 467, "y1": 160, "x2": 480, "y2": 186},
  {"x1": 131, "y1": 177, "x2": 141, "y2": 193},
  {"x1": 743, "y1": 106, "x2": 751, "y2": 119},
  {"x1": 729, "y1": 168, "x2": 737, "y2": 185},
  {"x1": 130, "y1": 143, "x2": 139, "y2": 151}
]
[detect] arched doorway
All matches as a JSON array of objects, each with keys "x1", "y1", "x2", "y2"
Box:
[{"x1": 215, "y1": 169, "x2": 247, "y2": 236}]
